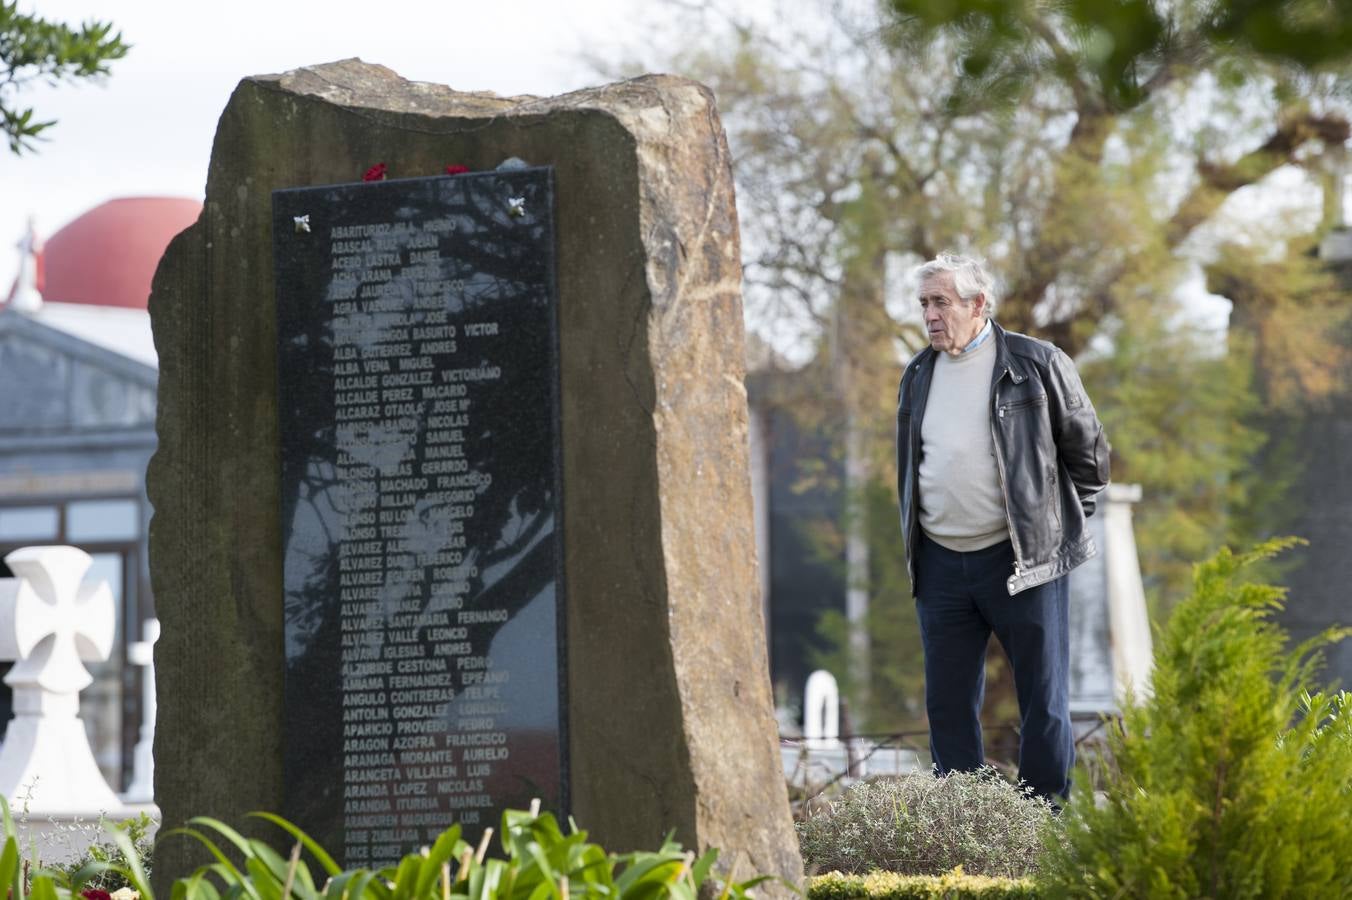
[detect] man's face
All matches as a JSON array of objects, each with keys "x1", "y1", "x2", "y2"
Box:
[{"x1": 919, "y1": 271, "x2": 986, "y2": 356}]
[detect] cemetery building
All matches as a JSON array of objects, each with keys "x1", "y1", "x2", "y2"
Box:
[{"x1": 0, "y1": 196, "x2": 199, "y2": 794}]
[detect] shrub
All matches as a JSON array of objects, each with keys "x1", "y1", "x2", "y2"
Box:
[
  {"x1": 1038, "y1": 539, "x2": 1352, "y2": 898},
  {"x1": 796, "y1": 770, "x2": 1056, "y2": 878},
  {"x1": 809, "y1": 869, "x2": 1039, "y2": 899},
  {"x1": 46, "y1": 812, "x2": 155, "y2": 893}
]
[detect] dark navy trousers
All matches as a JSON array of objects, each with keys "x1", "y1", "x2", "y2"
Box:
[{"x1": 914, "y1": 532, "x2": 1074, "y2": 801}]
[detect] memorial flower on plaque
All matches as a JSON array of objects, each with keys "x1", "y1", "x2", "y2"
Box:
[{"x1": 362, "y1": 162, "x2": 388, "y2": 181}]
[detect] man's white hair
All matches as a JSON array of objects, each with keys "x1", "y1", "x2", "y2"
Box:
[{"x1": 915, "y1": 252, "x2": 998, "y2": 318}]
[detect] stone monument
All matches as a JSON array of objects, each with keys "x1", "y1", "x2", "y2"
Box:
[{"x1": 148, "y1": 60, "x2": 800, "y2": 887}]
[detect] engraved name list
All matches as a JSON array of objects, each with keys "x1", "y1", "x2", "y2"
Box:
[{"x1": 274, "y1": 171, "x2": 565, "y2": 869}]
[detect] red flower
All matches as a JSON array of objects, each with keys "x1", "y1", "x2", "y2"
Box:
[
  {"x1": 363, "y1": 163, "x2": 388, "y2": 182},
  {"x1": 82, "y1": 890, "x2": 112, "y2": 900},
  {"x1": 445, "y1": 164, "x2": 470, "y2": 175}
]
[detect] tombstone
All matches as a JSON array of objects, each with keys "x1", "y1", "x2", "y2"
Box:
[
  {"x1": 148, "y1": 60, "x2": 801, "y2": 888},
  {"x1": 802, "y1": 670, "x2": 839, "y2": 750},
  {"x1": 0, "y1": 545, "x2": 120, "y2": 812}
]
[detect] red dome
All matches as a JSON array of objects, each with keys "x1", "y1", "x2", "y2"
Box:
[{"x1": 39, "y1": 197, "x2": 202, "y2": 309}]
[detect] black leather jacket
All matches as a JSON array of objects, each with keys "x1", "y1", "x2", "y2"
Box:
[{"x1": 896, "y1": 322, "x2": 1111, "y2": 595}]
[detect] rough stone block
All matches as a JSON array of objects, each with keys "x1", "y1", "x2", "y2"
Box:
[{"x1": 148, "y1": 59, "x2": 800, "y2": 890}]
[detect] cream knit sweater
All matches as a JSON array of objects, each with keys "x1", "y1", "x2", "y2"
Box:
[{"x1": 917, "y1": 334, "x2": 1010, "y2": 551}]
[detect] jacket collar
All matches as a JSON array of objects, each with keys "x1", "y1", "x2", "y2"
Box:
[
  {"x1": 911, "y1": 320, "x2": 1024, "y2": 387},
  {"x1": 907, "y1": 320, "x2": 1024, "y2": 419},
  {"x1": 990, "y1": 321, "x2": 1027, "y2": 385}
]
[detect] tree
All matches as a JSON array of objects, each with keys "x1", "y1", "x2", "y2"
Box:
[
  {"x1": 600, "y1": 0, "x2": 1351, "y2": 730},
  {"x1": 609, "y1": 0, "x2": 1350, "y2": 432},
  {"x1": 883, "y1": 0, "x2": 1352, "y2": 353},
  {"x1": 0, "y1": 1, "x2": 128, "y2": 154},
  {"x1": 1077, "y1": 295, "x2": 1266, "y2": 617},
  {"x1": 1039, "y1": 540, "x2": 1352, "y2": 897},
  {"x1": 890, "y1": 0, "x2": 1352, "y2": 110}
]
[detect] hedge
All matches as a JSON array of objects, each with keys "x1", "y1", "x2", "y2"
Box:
[{"x1": 808, "y1": 869, "x2": 1040, "y2": 900}]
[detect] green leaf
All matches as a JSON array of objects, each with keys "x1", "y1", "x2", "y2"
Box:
[
  {"x1": 28, "y1": 875, "x2": 59, "y2": 900},
  {"x1": 475, "y1": 858, "x2": 508, "y2": 900},
  {"x1": 688, "y1": 850, "x2": 717, "y2": 888},
  {"x1": 181, "y1": 869, "x2": 223, "y2": 900},
  {"x1": 62, "y1": 860, "x2": 115, "y2": 891},
  {"x1": 250, "y1": 813, "x2": 342, "y2": 878},
  {"x1": 0, "y1": 837, "x2": 18, "y2": 900},
  {"x1": 524, "y1": 880, "x2": 555, "y2": 900},
  {"x1": 107, "y1": 825, "x2": 154, "y2": 900},
  {"x1": 389, "y1": 854, "x2": 424, "y2": 900},
  {"x1": 187, "y1": 817, "x2": 258, "y2": 862},
  {"x1": 412, "y1": 825, "x2": 464, "y2": 898},
  {"x1": 347, "y1": 869, "x2": 384, "y2": 900},
  {"x1": 245, "y1": 857, "x2": 282, "y2": 900},
  {"x1": 163, "y1": 828, "x2": 261, "y2": 900}
]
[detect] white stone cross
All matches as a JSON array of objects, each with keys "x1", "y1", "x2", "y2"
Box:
[{"x1": 0, "y1": 546, "x2": 121, "y2": 811}]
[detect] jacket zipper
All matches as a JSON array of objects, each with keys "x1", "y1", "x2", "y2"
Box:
[{"x1": 990, "y1": 366, "x2": 1024, "y2": 578}]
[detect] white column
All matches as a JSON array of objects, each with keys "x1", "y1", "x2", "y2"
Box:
[
  {"x1": 1104, "y1": 485, "x2": 1154, "y2": 702},
  {"x1": 122, "y1": 617, "x2": 160, "y2": 804}
]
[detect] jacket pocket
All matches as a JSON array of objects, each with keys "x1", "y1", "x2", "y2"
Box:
[{"x1": 997, "y1": 394, "x2": 1047, "y2": 418}]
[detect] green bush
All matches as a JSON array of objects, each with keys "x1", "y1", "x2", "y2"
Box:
[
  {"x1": 808, "y1": 869, "x2": 1039, "y2": 899},
  {"x1": 796, "y1": 771, "x2": 1056, "y2": 878},
  {"x1": 24, "y1": 802, "x2": 776, "y2": 900},
  {"x1": 46, "y1": 812, "x2": 155, "y2": 893},
  {"x1": 1038, "y1": 539, "x2": 1352, "y2": 898}
]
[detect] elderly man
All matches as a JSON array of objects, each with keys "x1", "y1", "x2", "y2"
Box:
[{"x1": 895, "y1": 252, "x2": 1110, "y2": 802}]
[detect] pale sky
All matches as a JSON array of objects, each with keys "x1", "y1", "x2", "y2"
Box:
[{"x1": 0, "y1": 0, "x2": 688, "y2": 292}]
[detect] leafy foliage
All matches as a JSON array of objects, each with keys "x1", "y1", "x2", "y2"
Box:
[
  {"x1": 1078, "y1": 298, "x2": 1266, "y2": 612},
  {"x1": 1208, "y1": 236, "x2": 1352, "y2": 410},
  {"x1": 808, "y1": 869, "x2": 1038, "y2": 900},
  {"x1": 887, "y1": 0, "x2": 1352, "y2": 111},
  {"x1": 45, "y1": 812, "x2": 156, "y2": 893},
  {"x1": 796, "y1": 771, "x2": 1056, "y2": 879},
  {"x1": 25, "y1": 804, "x2": 775, "y2": 900},
  {"x1": 609, "y1": 0, "x2": 1352, "y2": 740},
  {"x1": 0, "y1": 0, "x2": 128, "y2": 154},
  {"x1": 1038, "y1": 539, "x2": 1352, "y2": 898}
]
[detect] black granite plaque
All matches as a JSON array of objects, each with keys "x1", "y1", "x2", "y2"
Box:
[{"x1": 273, "y1": 170, "x2": 565, "y2": 868}]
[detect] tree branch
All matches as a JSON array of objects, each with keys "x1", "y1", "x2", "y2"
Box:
[{"x1": 1166, "y1": 111, "x2": 1351, "y2": 247}]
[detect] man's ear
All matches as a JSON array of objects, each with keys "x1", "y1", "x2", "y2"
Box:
[{"x1": 972, "y1": 293, "x2": 986, "y2": 318}]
